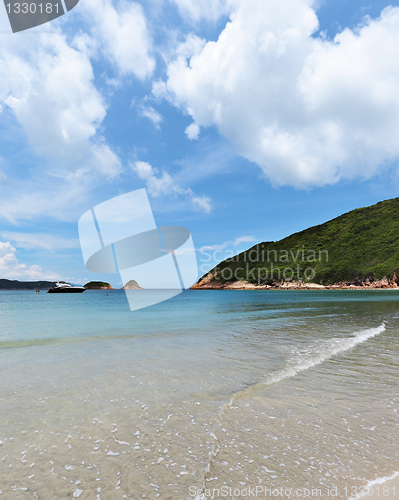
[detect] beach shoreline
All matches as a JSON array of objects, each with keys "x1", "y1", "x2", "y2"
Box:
[{"x1": 191, "y1": 279, "x2": 399, "y2": 291}]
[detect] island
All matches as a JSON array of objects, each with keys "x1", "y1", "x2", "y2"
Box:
[
  {"x1": 0, "y1": 279, "x2": 58, "y2": 290},
  {"x1": 83, "y1": 281, "x2": 114, "y2": 290},
  {"x1": 122, "y1": 280, "x2": 143, "y2": 290},
  {"x1": 192, "y1": 198, "x2": 399, "y2": 290}
]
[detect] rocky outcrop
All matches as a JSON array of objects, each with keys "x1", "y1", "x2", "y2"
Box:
[
  {"x1": 122, "y1": 280, "x2": 143, "y2": 290},
  {"x1": 191, "y1": 276, "x2": 399, "y2": 290},
  {"x1": 83, "y1": 281, "x2": 114, "y2": 290}
]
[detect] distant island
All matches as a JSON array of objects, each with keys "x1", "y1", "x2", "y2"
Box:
[
  {"x1": 122, "y1": 279, "x2": 143, "y2": 290},
  {"x1": 0, "y1": 279, "x2": 145, "y2": 290},
  {"x1": 0, "y1": 279, "x2": 58, "y2": 290},
  {"x1": 83, "y1": 281, "x2": 114, "y2": 290},
  {"x1": 192, "y1": 198, "x2": 399, "y2": 290}
]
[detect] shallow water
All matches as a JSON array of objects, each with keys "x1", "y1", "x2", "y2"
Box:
[{"x1": 0, "y1": 290, "x2": 398, "y2": 499}]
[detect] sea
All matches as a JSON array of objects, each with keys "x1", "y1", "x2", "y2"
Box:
[{"x1": 0, "y1": 289, "x2": 398, "y2": 500}]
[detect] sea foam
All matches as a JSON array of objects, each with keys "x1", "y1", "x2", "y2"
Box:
[
  {"x1": 349, "y1": 470, "x2": 399, "y2": 500},
  {"x1": 227, "y1": 323, "x2": 386, "y2": 406}
]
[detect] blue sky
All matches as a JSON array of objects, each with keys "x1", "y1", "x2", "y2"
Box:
[{"x1": 1, "y1": 0, "x2": 399, "y2": 287}]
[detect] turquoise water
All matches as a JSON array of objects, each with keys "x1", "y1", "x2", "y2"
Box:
[{"x1": 0, "y1": 290, "x2": 398, "y2": 499}]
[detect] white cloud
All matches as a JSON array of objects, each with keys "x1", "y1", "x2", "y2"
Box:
[
  {"x1": 185, "y1": 122, "x2": 200, "y2": 140},
  {"x1": 174, "y1": 33, "x2": 207, "y2": 60},
  {"x1": 132, "y1": 161, "x2": 174, "y2": 197},
  {"x1": 0, "y1": 240, "x2": 59, "y2": 280},
  {"x1": 0, "y1": 174, "x2": 93, "y2": 223},
  {"x1": 0, "y1": 0, "x2": 155, "y2": 224},
  {"x1": 169, "y1": 0, "x2": 231, "y2": 22},
  {"x1": 81, "y1": 0, "x2": 155, "y2": 79},
  {"x1": 153, "y1": 33, "x2": 206, "y2": 94},
  {"x1": 190, "y1": 192, "x2": 212, "y2": 213},
  {"x1": 0, "y1": 232, "x2": 80, "y2": 252},
  {"x1": 201, "y1": 235, "x2": 256, "y2": 251},
  {"x1": 0, "y1": 24, "x2": 126, "y2": 223},
  {"x1": 138, "y1": 105, "x2": 164, "y2": 129},
  {"x1": 131, "y1": 160, "x2": 212, "y2": 214},
  {"x1": 159, "y1": 0, "x2": 399, "y2": 188},
  {"x1": 0, "y1": 31, "x2": 121, "y2": 179}
]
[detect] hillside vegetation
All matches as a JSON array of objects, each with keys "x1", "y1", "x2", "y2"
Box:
[
  {"x1": 0, "y1": 279, "x2": 57, "y2": 290},
  {"x1": 197, "y1": 198, "x2": 399, "y2": 287},
  {"x1": 83, "y1": 281, "x2": 113, "y2": 289}
]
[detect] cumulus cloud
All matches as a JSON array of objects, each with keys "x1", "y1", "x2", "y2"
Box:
[
  {"x1": 169, "y1": 0, "x2": 231, "y2": 22},
  {"x1": 131, "y1": 160, "x2": 212, "y2": 214},
  {"x1": 81, "y1": 0, "x2": 155, "y2": 79},
  {"x1": 0, "y1": 0, "x2": 157, "y2": 223},
  {"x1": 0, "y1": 240, "x2": 59, "y2": 280},
  {"x1": 0, "y1": 31, "x2": 121, "y2": 179},
  {"x1": 138, "y1": 105, "x2": 164, "y2": 129},
  {"x1": 132, "y1": 161, "x2": 174, "y2": 196},
  {"x1": 158, "y1": 0, "x2": 399, "y2": 188},
  {"x1": 185, "y1": 123, "x2": 200, "y2": 140},
  {"x1": 191, "y1": 192, "x2": 211, "y2": 212},
  {"x1": 0, "y1": 0, "x2": 157, "y2": 189}
]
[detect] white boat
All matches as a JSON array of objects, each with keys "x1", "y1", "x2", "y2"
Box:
[{"x1": 47, "y1": 282, "x2": 86, "y2": 293}]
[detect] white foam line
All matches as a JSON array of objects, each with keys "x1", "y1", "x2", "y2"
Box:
[
  {"x1": 227, "y1": 323, "x2": 386, "y2": 405},
  {"x1": 349, "y1": 471, "x2": 399, "y2": 500},
  {"x1": 267, "y1": 323, "x2": 386, "y2": 387},
  {"x1": 198, "y1": 323, "x2": 386, "y2": 499}
]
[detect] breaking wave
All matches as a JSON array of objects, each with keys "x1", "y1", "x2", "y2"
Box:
[{"x1": 226, "y1": 323, "x2": 386, "y2": 407}]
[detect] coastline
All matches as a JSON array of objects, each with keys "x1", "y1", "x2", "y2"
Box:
[{"x1": 191, "y1": 279, "x2": 399, "y2": 291}]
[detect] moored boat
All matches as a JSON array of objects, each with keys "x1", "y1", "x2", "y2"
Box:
[{"x1": 47, "y1": 282, "x2": 86, "y2": 293}]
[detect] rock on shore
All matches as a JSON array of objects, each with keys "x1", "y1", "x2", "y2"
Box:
[{"x1": 191, "y1": 276, "x2": 399, "y2": 290}]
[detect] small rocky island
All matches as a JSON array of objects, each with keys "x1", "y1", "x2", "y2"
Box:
[
  {"x1": 122, "y1": 280, "x2": 143, "y2": 289},
  {"x1": 83, "y1": 281, "x2": 114, "y2": 290}
]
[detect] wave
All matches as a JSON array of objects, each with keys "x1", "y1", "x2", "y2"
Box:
[
  {"x1": 196, "y1": 324, "x2": 387, "y2": 499},
  {"x1": 223, "y1": 323, "x2": 386, "y2": 408},
  {"x1": 349, "y1": 470, "x2": 399, "y2": 500}
]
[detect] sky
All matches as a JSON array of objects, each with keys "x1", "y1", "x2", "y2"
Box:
[{"x1": 1, "y1": 0, "x2": 399, "y2": 287}]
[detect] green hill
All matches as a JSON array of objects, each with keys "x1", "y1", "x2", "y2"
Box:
[
  {"x1": 0, "y1": 279, "x2": 57, "y2": 290},
  {"x1": 83, "y1": 281, "x2": 113, "y2": 289},
  {"x1": 195, "y1": 198, "x2": 399, "y2": 287}
]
